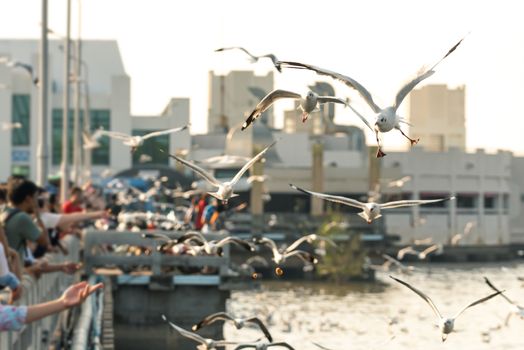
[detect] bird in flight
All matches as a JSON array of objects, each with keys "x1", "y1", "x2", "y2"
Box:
[{"x1": 279, "y1": 35, "x2": 467, "y2": 157}]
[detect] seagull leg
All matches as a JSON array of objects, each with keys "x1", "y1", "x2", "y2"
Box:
[
  {"x1": 375, "y1": 129, "x2": 386, "y2": 158},
  {"x1": 301, "y1": 112, "x2": 309, "y2": 123},
  {"x1": 398, "y1": 128, "x2": 419, "y2": 146}
]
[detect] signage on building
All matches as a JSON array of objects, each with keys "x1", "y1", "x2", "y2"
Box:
[{"x1": 12, "y1": 149, "x2": 30, "y2": 163}]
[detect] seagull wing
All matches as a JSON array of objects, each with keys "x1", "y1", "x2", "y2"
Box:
[
  {"x1": 215, "y1": 237, "x2": 255, "y2": 252},
  {"x1": 192, "y1": 312, "x2": 234, "y2": 331},
  {"x1": 284, "y1": 235, "x2": 313, "y2": 253},
  {"x1": 346, "y1": 102, "x2": 374, "y2": 132},
  {"x1": 245, "y1": 317, "x2": 273, "y2": 342},
  {"x1": 242, "y1": 90, "x2": 301, "y2": 130},
  {"x1": 98, "y1": 130, "x2": 132, "y2": 141},
  {"x1": 166, "y1": 153, "x2": 221, "y2": 187},
  {"x1": 312, "y1": 342, "x2": 334, "y2": 350},
  {"x1": 393, "y1": 70, "x2": 435, "y2": 110},
  {"x1": 268, "y1": 342, "x2": 295, "y2": 349},
  {"x1": 284, "y1": 250, "x2": 317, "y2": 264},
  {"x1": 230, "y1": 140, "x2": 277, "y2": 186},
  {"x1": 257, "y1": 237, "x2": 281, "y2": 258},
  {"x1": 420, "y1": 244, "x2": 439, "y2": 258},
  {"x1": 215, "y1": 46, "x2": 258, "y2": 61},
  {"x1": 141, "y1": 125, "x2": 189, "y2": 140},
  {"x1": 161, "y1": 315, "x2": 207, "y2": 344},
  {"x1": 380, "y1": 197, "x2": 455, "y2": 209},
  {"x1": 316, "y1": 96, "x2": 347, "y2": 106},
  {"x1": 483, "y1": 277, "x2": 515, "y2": 305},
  {"x1": 290, "y1": 184, "x2": 367, "y2": 209},
  {"x1": 234, "y1": 345, "x2": 257, "y2": 350},
  {"x1": 279, "y1": 61, "x2": 382, "y2": 113},
  {"x1": 260, "y1": 54, "x2": 281, "y2": 72},
  {"x1": 428, "y1": 35, "x2": 468, "y2": 73},
  {"x1": 453, "y1": 290, "x2": 503, "y2": 319},
  {"x1": 389, "y1": 275, "x2": 443, "y2": 319}
]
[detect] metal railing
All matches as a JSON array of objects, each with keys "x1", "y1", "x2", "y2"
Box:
[
  {"x1": 83, "y1": 230, "x2": 231, "y2": 277},
  {"x1": 0, "y1": 236, "x2": 80, "y2": 350}
]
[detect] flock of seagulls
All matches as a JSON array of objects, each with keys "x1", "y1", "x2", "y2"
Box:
[{"x1": 49, "y1": 34, "x2": 523, "y2": 348}]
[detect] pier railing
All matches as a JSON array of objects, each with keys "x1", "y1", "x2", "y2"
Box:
[
  {"x1": 83, "y1": 230, "x2": 231, "y2": 278},
  {"x1": 0, "y1": 236, "x2": 80, "y2": 350}
]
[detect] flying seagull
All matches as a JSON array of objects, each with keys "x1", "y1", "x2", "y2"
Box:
[
  {"x1": 390, "y1": 275, "x2": 502, "y2": 342},
  {"x1": 165, "y1": 140, "x2": 276, "y2": 203},
  {"x1": 242, "y1": 89, "x2": 347, "y2": 130},
  {"x1": 215, "y1": 47, "x2": 282, "y2": 72},
  {"x1": 192, "y1": 312, "x2": 273, "y2": 342},
  {"x1": 290, "y1": 184, "x2": 454, "y2": 223},
  {"x1": 82, "y1": 129, "x2": 105, "y2": 150},
  {"x1": 279, "y1": 35, "x2": 466, "y2": 157},
  {"x1": 161, "y1": 315, "x2": 238, "y2": 350},
  {"x1": 0, "y1": 57, "x2": 39, "y2": 85},
  {"x1": 1, "y1": 122, "x2": 22, "y2": 131},
  {"x1": 484, "y1": 276, "x2": 524, "y2": 326},
  {"x1": 396, "y1": 244, "x2": 442, "y2": 260},
  {"x1": 98, "y1": 124, "x2": 189, "y2": 152}
]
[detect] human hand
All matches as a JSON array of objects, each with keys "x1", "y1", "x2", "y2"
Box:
[
  {"x1": 60, "y1": 281, "x2": 104, "y2": 308},
  {"x1": 10, "y1": 285, "x2": 23, "y2": 303},
  {"x1": 61, "y1": 262, "x2": 81, "y2": 274}
]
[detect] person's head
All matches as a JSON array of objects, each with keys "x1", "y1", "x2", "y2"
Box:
[
  {"x1": 0, "y1": 185, "x2": 6, "y2": 205},
  {"x1": 7, "y1": 178, "x2": 39, "y2": 212},
  {"x1": 70, "y1": 186, "x2": 83, "y2": 205}
]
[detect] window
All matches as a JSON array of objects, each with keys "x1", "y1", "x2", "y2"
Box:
[
  {"x1": 90, "y1": 110, "x2": 110, "y2": 165},
  {"x1": 131, "y1": 129, "x2": 169, "y2": 166},
  {"x1": 11, "y1": 165, "x2": 30, "y2": 177},
  {"x1": 456, "y1": 194, "x2": 476, "y2": 208},
  {"x1": 484, "y1": 195, "x2": 496, "y2": 209},
  {"x1": 11, "y1": 94, "x2": 30, "y2": 145},
  {"x1": 52, "y1": 109, "x2": 111, "y2": 165}
]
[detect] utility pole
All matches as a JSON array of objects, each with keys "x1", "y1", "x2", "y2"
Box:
[
  {"x1": 72, "y1": 0, "x2": 82, "y2": 184},
  {"x1": 36, "y1": 0, "x2": 49, "y2": 186},
  {"x1": 60, "y1": 0, "x2": 71, "y2": 203}
]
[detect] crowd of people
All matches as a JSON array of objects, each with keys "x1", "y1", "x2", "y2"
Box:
[{"x1": 0, "y1": 176, "x2": 103, "y2": 332}]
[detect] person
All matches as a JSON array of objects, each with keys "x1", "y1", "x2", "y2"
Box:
[
  {"x1": 2, "y1": 179, "x2": 50, "y2": 265},
  {"x1": 194, "y1": 194, "x2": 207, "y2": 231},
  {"x1": 201, "y1": 198, "x2": 218, "y2": 233},
  {"x1": 62, "y1": 187, "x2": 84, "y2": 214},
  {"x1": 0, "y1": 242, "x2": 22, "y2": 303},
  {"x1": 0, "y1": 281, "x2": 103, "y2": 331}
]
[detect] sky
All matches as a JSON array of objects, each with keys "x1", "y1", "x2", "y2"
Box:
[{"x1": 1, "y1": 0, "x2": 524, "y2": 154}]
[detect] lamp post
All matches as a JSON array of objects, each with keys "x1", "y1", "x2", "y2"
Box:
[
  {"x1": 36, "y1": 0, "x2": 49, "y2": 186},
  {"x1": 60, "y1": 0, "x2": 71, "y2": 203}
]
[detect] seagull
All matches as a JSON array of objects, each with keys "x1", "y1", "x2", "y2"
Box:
[
  {"x1": 247, "y1": 175, "x2": 270, "y2": 184},
  {"x1": 242, "y1": 90, "x2": 347, "y2": 130},
  {"x1": 82, "y1": 129, "x2": 104, "y2": 150},
  {"x1": 484, "y1": 277, "x2": 524, "y2": 326},
  {"x1": 195, "y1": 155, "x2": 251, "y2": 166},
  {"x1": 161, "y1": 315, "x2": 238, "y2": 350},
  {"x1": 192, "y1": 312, "x2": 273, "y2": 342},
  {"x1": 166, "y1": 140, "x2": 276, "y2": 203},
  {"x1": 369, "y1": 254, "x2": 415, "y2": 274},
  {"x1": 387, "y1": 176, "x2": 412, "y2": 189},
  {"x1": 290, "y1": 184, "x2": 454, "y2": 223},
  {"x1": 255, "y1": 236, "x2": 319, "y2": 275},
  {"x1": 0, "y1": 57, "x2": 39, "y2": 85},
  {"x1": 279, "y1": 36, "x2": 466, "y2": 157},
  {"x1": 234, "y1": 341, "x2": 295, "y2": 350},
  {"x1": 143, "y1": 231, "x2": 255, "y2": 256},
  {"x1": 98, "y1": 124, "x2": 189, "y2": 152},
  {"x1": 215, "y1": 47, "x2": 282, "y2": 72},
  {"x1": 450, "y1": 221, "x2": 476, "y2": 246},
  {"x1": 1, "y1": 122, "x2": 22, "y2": 131},
  {"x1": 396, "y1": 244, "x2": 442, "y2": 260},
  {"x1": 390, "y1": 275, "x2": 503, "y2": 342}
]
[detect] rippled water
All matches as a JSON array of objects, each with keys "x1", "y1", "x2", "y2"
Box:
[{"x1": 225, "y1": 262, "x2": 524, "y2": 349}]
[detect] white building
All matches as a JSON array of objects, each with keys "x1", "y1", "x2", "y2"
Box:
[{"x1": 0, "y1": 39, "x2": 190, "y2": 182}]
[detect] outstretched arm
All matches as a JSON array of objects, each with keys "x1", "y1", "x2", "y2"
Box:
[{"x1": 25, "y1": 281, "x2": 103, "y2": 324}]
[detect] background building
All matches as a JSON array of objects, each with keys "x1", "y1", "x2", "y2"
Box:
[{"x1": 409, "y1": 84, "x2": 466, "y2": 152}]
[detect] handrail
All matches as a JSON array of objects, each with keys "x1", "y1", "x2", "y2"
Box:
[{"x1": 0, "y1": 236, "x2": 80, "y2": 350}]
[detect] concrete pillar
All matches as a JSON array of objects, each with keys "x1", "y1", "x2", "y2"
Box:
[
  {"x1": 250, "y1": 158, "x2": 264, "y2": 216},
  {"x1": 311, "y1": 141, "x2": 324, "y2": 216},
  {"x1": 449, "y1": 151, "x2": 458, "y2": 243},
  {"x1": 477, "y1": 151, "x2": 486, "y2": 244}
]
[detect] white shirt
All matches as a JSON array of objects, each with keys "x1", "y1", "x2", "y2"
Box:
[{"x1": 39, "y1": 212, "x2": 62, "y2": 229}]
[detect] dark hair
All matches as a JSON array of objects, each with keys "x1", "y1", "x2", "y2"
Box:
[
  {"x1": 0, "y1": 186, "x2": 6, "y2": 202},
  {"x1": 7, "y1": 178, "x2": 39, "y2": 205},
  {"x1": 71, "y1": 186, "x2": 83, "y2": 196}
]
